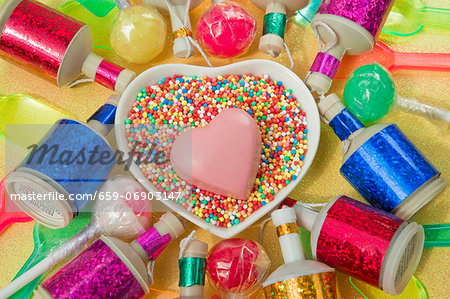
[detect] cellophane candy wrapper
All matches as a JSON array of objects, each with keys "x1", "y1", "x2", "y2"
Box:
[
  {"x1": 206, "y1": 238, "x2": 271, "y2": 298},
  {"x1": 196, "y1": 1, "x2": 257, "y2": 58}
]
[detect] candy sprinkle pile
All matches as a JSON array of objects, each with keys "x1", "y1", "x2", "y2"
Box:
[{"x1": 125, "y1": 74, "x2": 308, "y2": 228}]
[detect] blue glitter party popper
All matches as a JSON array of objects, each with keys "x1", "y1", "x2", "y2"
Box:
[
  {"x1": 5, "y1": 95, "x2": 119, "y2": 229},
  {"x1": 318, "y1": 94, "x2": 446, "y2": 220}
]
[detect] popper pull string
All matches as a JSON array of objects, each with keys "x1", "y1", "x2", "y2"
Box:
[
  {"x1": 263, "y1": 12, "x2": 294, "y2": 70},
  {"x1": 164, "y1": 0, "x2": 212, "y2": 66},
  {"x1": 178, "y1": 231, "x2": 207, "y2": 298}
]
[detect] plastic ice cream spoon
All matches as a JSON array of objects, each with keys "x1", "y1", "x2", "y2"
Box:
[
  {"x1": 8, "y1": 213, "x2": 92, "y2": 299},
  {"x1": 344, "y1": 63, "x2": 450, "y2": 124},
  {"x1": 0, "y1": 94, "x2": 67, "y2": 150},
  {"x1": 58, "y1": 0, "x2": 117, "y2": 50},
  {"x1": 294, "y1": 0, "x2": 320, "y2": 25},
  {"x1": 382, "y1": 0, "x2": 450, "y2": 37},
  {"x1": 0, "y1": 175, "x2": 32, "y2": 236},
  {"x1": 75, "y1": 0, "x2": 116, "y2": 17},
  {"x1": 335, "y1": 41, "x2": 450, "y2": 79}
]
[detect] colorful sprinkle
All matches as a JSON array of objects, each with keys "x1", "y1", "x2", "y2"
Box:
[{"x1": 125, "y1": 74, "x2": 308, "y2": 227}]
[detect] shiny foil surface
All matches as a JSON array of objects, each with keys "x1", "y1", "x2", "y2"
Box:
[
  {"x1": 276, "y1": 222, "x2": 297, "y2": 237},
  {"x1": 317, "y1": 0, "x2": 394, "y2": 37},
  {"x1": 316, "y1": 196, "x2": 404, "y2": 287},
  {"x1": 178, "y1": 257, "x2": 206, "y2": 287},
  {"x1": 264, "y1": 271, "x2": 337, "y2": 298},
  {"x1": 87, "y1": 103, "x2": 117, "y2": 125},
  {"x1": 309, "y1": 52, "x2": 341, "y2": 79},
  {"x1": 0, "y1": 0, "x2": 83, "y2": 83},
  {"x1": 94, "y1": 59, "x2": 123, "y2": 91},
  {"x1": 42, "y1": 239, "x2": 145, "y2": 298},
  {"x1": 135, "y1": 226, "x2": 172, "y2": 259},
  {"x1": 328, "y1": 108, "x2": 365, "y2": 141},
  {"x1": 15, "y1": 119, "x2": 115, "y2": 214},
  {"x1": 263, "y1": 12, "x2": 287, "y2": 39},
  {"x1": 340, "y1": 124, "x2": 440, "y2": 212}
]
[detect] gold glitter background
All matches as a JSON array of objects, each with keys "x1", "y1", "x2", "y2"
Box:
[{"x1": 0, "y1": 0, "x2": 448, "y2": 298}]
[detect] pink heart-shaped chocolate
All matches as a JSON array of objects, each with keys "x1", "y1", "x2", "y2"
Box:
[{"x1": 170, "y1": 108, "x2": 262, "y2": 200}]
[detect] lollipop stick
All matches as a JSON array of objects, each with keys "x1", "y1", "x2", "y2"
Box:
[
  {"x1": 396, "y1": 95, "x2": 450, "y2": 122},
  {"x1": 0, "y1": 223, "x2": 98, "y2": 298}
]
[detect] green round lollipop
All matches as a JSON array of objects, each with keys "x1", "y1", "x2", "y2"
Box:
[{"x1": 343, "y1": 63, "x2": 396, "y2": 124}]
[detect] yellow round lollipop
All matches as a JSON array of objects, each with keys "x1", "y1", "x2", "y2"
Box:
[{"x1": 110, "y1": 5, "x2": 167, "y2": 64}]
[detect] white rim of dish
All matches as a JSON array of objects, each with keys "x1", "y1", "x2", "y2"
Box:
[{"x1": 115, "y1": 59, "x2": 320, "y2": 238}]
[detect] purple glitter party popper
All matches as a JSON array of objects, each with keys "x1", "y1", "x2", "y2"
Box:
[
  {"x1": 304, "y1": 0, "x2": 395, "y2": 94},
  {"x1": 35, "y1": 212, "x2": 185, "y2": 299}
]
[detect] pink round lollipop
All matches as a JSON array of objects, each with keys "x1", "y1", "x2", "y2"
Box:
[
  {"x1": 196, "y1": 1, "x2": 257, "y2": 58},
  {"x1": 206, "y1": 238, "x2": 270, "y2": 297}
]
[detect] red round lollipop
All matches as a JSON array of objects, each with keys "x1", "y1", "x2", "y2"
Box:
[
  {"x1": 206, "y1": 238, "x2": 270, "y2": 297},
  {"x1": 196, "y1": 1, "x2": 257, "y2": 58}
]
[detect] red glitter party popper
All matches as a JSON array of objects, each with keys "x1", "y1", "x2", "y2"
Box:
[
  {"x1": 288, "y1": 195, "x2": 424, "y2": 296},
  {"x1": 0, "y1": 0, "x2": 135, "y2": 93}
]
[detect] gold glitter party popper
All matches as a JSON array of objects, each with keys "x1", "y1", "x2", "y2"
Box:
[
  {"x1": 0, "y1": 0, "x2": 135, "y2": 93},
  {"x1": 262, "y1": 207, "x2": 338, "y2": 299}
]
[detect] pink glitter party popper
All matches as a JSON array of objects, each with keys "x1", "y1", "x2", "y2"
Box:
[
  {"x1": 304, "y1": 0, "x2": 394, "y2": 94},
  {"x1": 0, "y1": 0, "x2": 135, "y2": 93},
  {"x1": 33, "y1": 213, "x2": 185, "y2": 299},
  {"x1": 290, "y1": 195, "x2": 425, "y2": 296}
]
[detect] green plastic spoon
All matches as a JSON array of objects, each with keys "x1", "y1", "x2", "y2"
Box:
[
  {"x1": 9, "y1": 213, "x2": 92, "y2": 299},
  {"x1": 382, "y1": 0, "x2": 450, "y2": 37},
  {"x1": 0, "y1": 94, "x2": 67, "y2": 150}
]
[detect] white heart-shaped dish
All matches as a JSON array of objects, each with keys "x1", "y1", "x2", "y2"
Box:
[{"x1": 115, "y1": 59, "x2": 320, "y2": 238}]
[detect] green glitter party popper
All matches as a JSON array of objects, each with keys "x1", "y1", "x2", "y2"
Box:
[
  {"x1": 178, "y1": 232, "x2": 208, "y2": 299},
  {"x1": 250, "y1": 0, "x2": 309, "y2": 67},
  {"x1": 343, "y1": 63, "x2": 450, "y2": 124}
]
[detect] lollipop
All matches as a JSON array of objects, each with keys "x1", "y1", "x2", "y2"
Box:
[
  {"x1": 110, "y1": 0, "x2": 167, "y2": 64},
  {"x1": 343, "y1": 63, "x2": 450, "y2": 123},
  {"x1": 196, "y1": 0, "x2": 257, "y2": 58},
  {"x1": 206, "y1": 238, "x2": 270, "y2": 298},
  {"x1": 0, "y1": 175, "x2": 152, "y2": 298},
  {"x1": 144, "y1": 0, "x2": 205, "y2": 59}
]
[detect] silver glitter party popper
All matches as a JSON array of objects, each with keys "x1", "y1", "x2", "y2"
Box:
[
  {"x1": 5, "y1": 95, "x2": 120, "y2": 229},
  {"x1": 0, "y1": 0, "x2": 135, "y2": 93},
  {"x1": 33, "y1": 212, "x2": 185, "y2": 299},
  {"x1": 318, "y1": 94, "x2": 446, "y2": 220},
  {"x1": 304, "y1": 0, "x2": 394, "y2": 94},
  {"x1": 262, "y1": 207, "x2": 338, "y2": 299}
]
